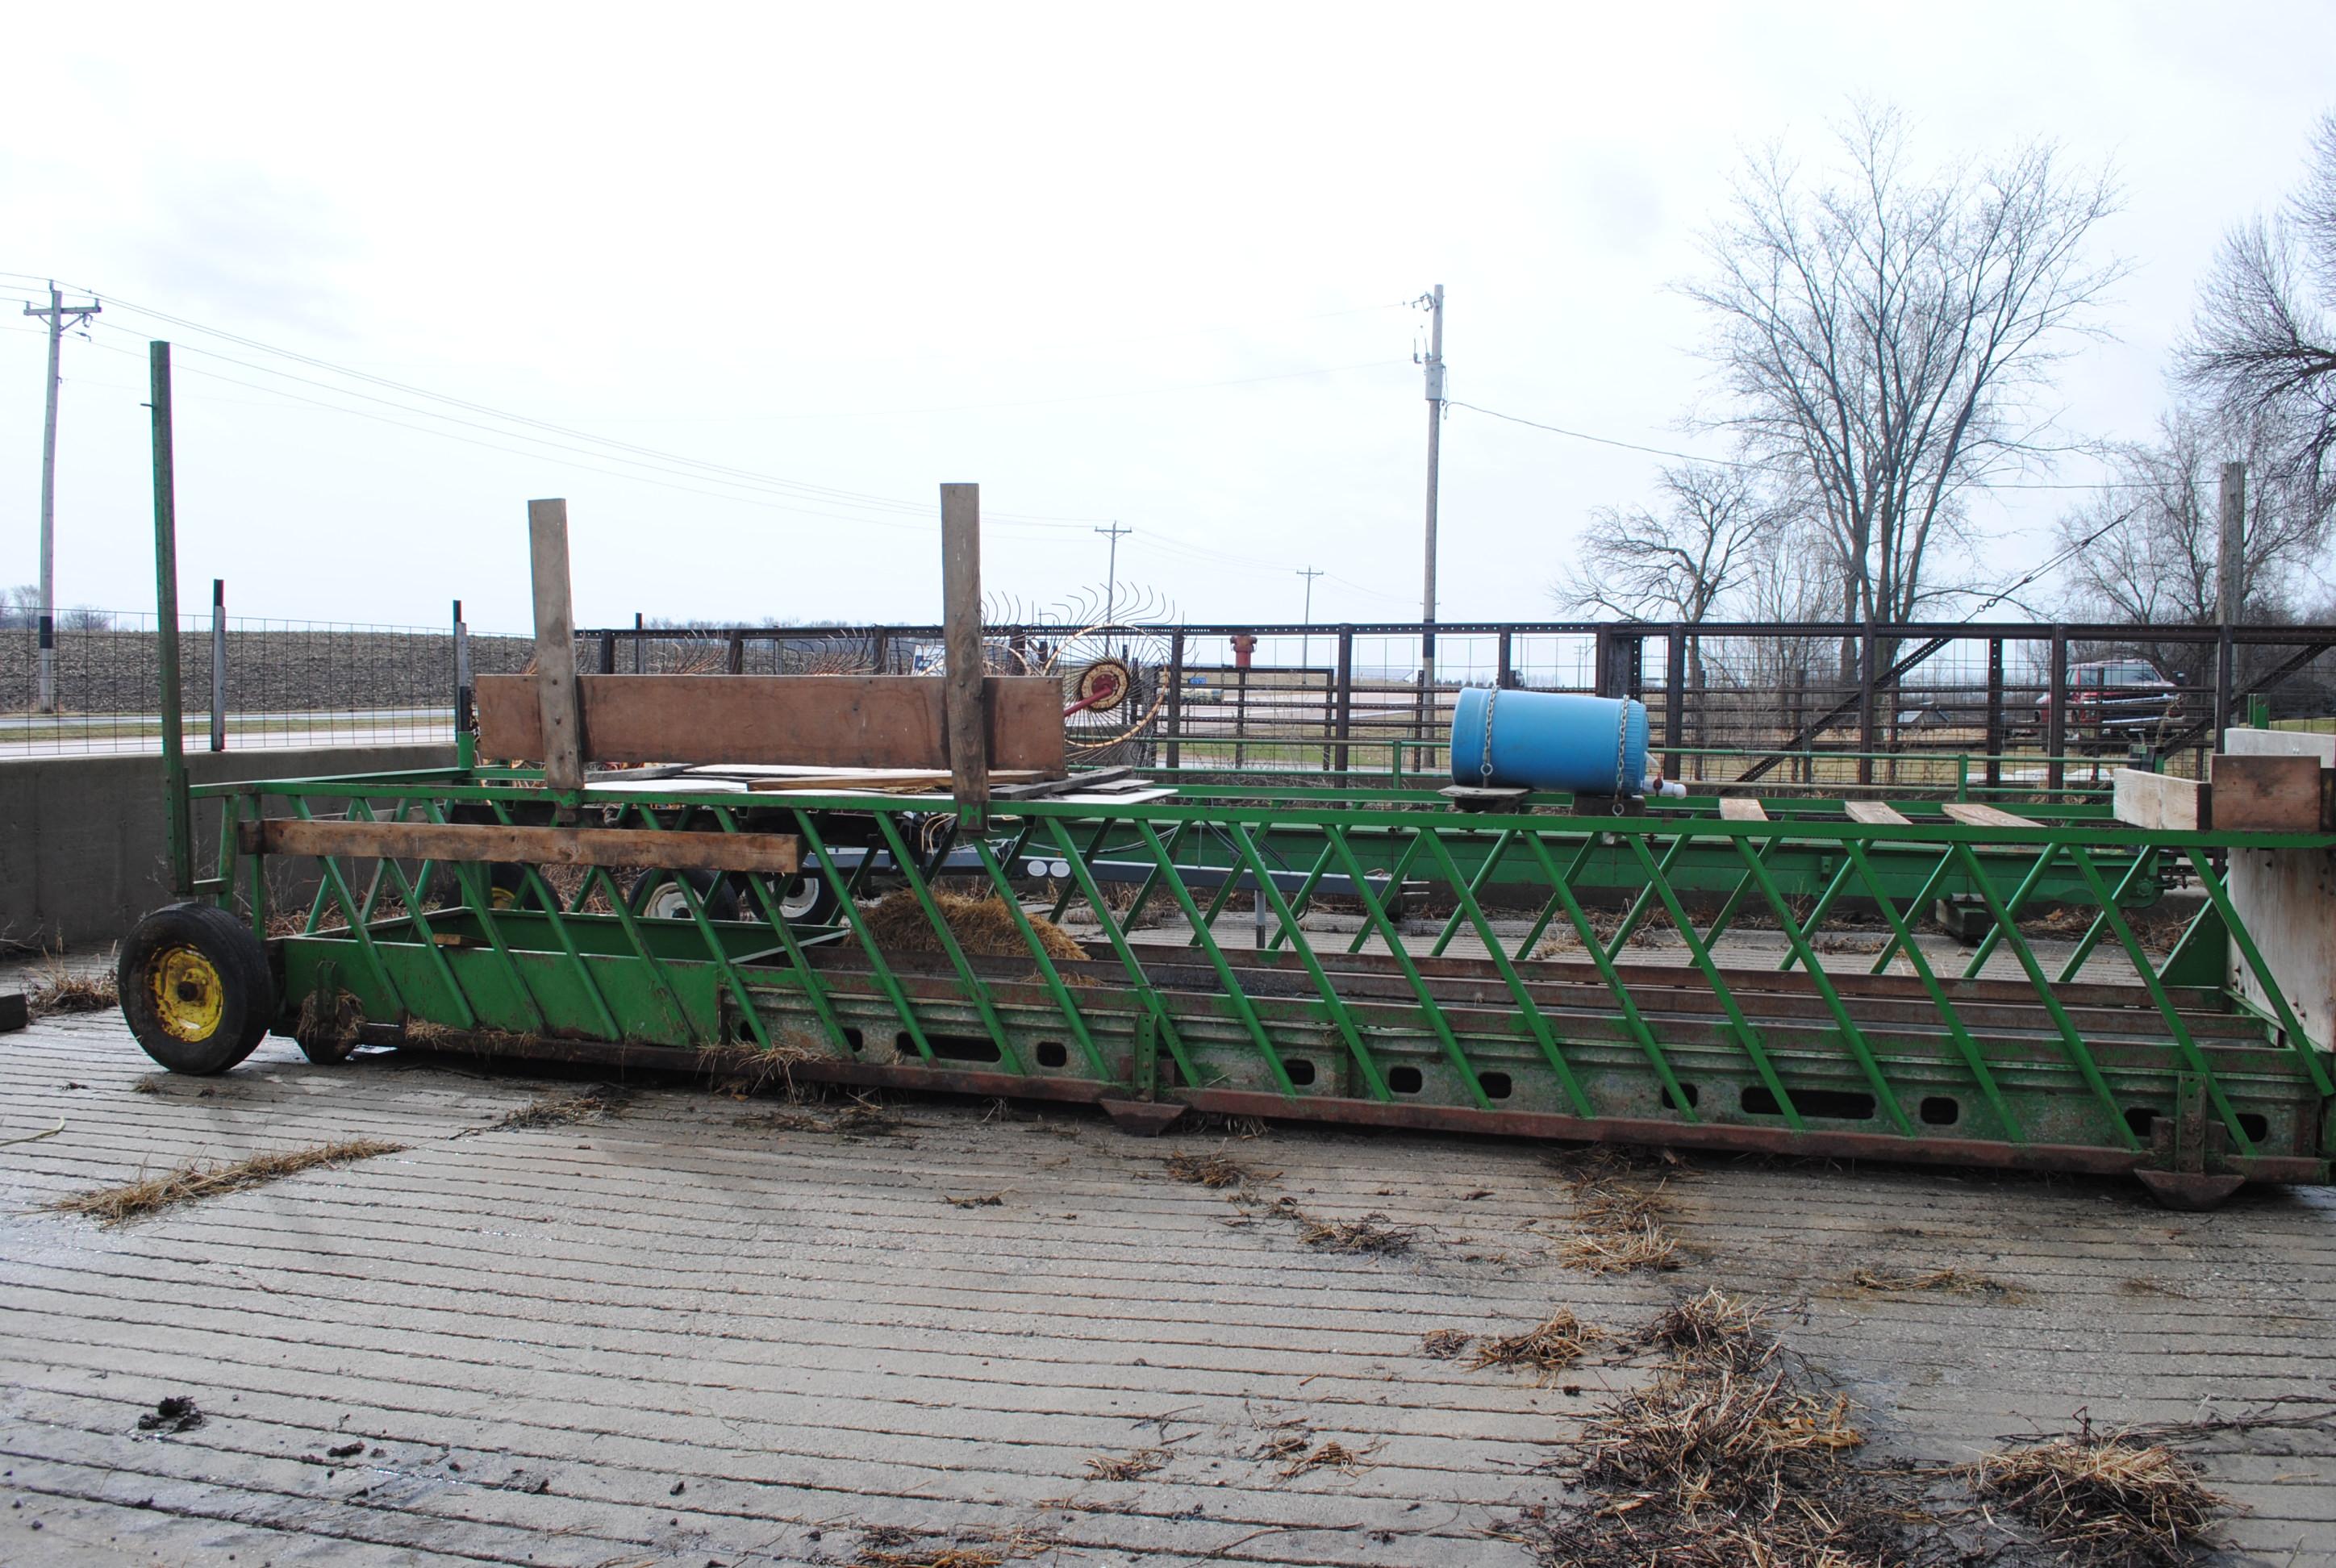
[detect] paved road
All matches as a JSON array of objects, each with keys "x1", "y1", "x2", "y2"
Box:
[{"x1": 1, "y1": 1001, "x2": 2330, "y2": 1566}]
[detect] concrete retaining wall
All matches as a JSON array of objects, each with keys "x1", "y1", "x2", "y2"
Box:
[{"x1": 0, "y1": 745, "x2": 457, "y2": 949}]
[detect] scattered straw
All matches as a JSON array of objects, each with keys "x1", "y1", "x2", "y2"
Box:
[
  {"x1": 1298, "y1": 1213, "x2": 1413, "y2": 1255},
  {"x1": 865, "y1": 890, "x2": 1088, "y2": 964},
  {"x1": 945, "y1": 1192, "x2": 1004, "y2": 1208},
  {"x1": 1277, "y1": 1439, "x2": 1366, "y2": 1480},
  {"x1": 486, "y1": 1091, "x2": 627, "y2": 1131},
  {"x1": 1470, "y1": 1309, "x2": 1605, "y2": 1382},
  {"x1": 1420, "y1": 1328, "x2": 1474, "y2": 1359},
  {"x1": 49, "y1": 1138, "x2": 405, "y2": 1224},
  {"x1": 1852, "y1": 1265, "x2": 2026, "y2": 1302},
  {"x1": 1162, "y1": 1151, "x2": 1271, "y2": 1189},
  {"x1": 1561, "y1": 1218, "x2": 1683, "y2": 1274},
  {"x1": 29, "y1": 967, "x2": 117, "y2": 1018},
  {"x1": 296, "y1": 988, "x2": 363, "y2": 1051},
  {"x1": 852, "y1": 1524, "x2": 1057, "y2": 1568},
  {"x1": 1970, "y1": 1425, "x2": 2225, "y2": 1567},
  {"x1": 1634, "y1": 1288, "x2": 1772, "y2": 1374},
  {"x1": 1084, "y1": 1446, "x2": 1169, "y2": 1482},
  {"x1": 1578, "y1": 1362, "x2": 1864, "y2": 1505}
]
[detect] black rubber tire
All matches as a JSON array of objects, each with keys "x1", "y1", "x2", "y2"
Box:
[
  {"x1": 628, "y1": 867, "x2": 740, "y2": 922},
  {"x1": 118, "y1": 903, "x2": 276, "y2": 1075}
]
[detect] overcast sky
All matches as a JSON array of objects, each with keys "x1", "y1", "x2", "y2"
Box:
[{"x1": 3, "y1": 2, "x2": 2331, "y2": 634}]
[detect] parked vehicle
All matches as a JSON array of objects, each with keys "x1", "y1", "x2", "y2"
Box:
[{"x1": 2036, "y1": 659, "x2": 2183, "y2": 744}]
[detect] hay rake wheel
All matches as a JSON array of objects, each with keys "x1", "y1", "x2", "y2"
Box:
[{"x1": 1026, "y1": 621, "x2": 1171, "y2": 763}]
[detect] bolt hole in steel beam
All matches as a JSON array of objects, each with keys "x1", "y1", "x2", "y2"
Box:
[
  {"x1": 842, "y1": 1028, "x2": 865, "y2": 1053},
  {"x1": 1388, "y1": 1065, "x2": 1424, "y2": 1095},
  {"x1": 1744, "y1": 1086, "x2": 1878, "y2": 1121},
  {"x1": 1035, "y1": 1040, "x2": 1068, "y2": 1068},
  {"x1": 911, "y1": 1032, "x2": 1003, "y2": 1065},
  {"x1": 1920, "y1": 1095, "x2": 1961, "y2": 1126},
  {"x1": 1479, "y1": 1070, "x2": 1513, "y2": 1099},
  {"x1": 1285, "y1": 1057, "x2": 1316, "y2": 1086},
  {"x1": 1664, "y1": 1082, "x2": 1702, "y2": 1111}
]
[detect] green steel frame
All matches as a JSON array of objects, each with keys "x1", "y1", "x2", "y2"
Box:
[{"x1": 189, "y1": 766, "x2": 2335, "y2": 1197}]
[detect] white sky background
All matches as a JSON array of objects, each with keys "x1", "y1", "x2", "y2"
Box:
[{"x1": 2, "y1": 2, "x2": 2332, "y2": 634}]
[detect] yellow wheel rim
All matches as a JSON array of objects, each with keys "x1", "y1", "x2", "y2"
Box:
[
  {"x1": 150, "y1": 945, "x2": 226, "y2": 1042},
  {"x1": 490, "y1": 886, "x2": 519, "y2": 911}
]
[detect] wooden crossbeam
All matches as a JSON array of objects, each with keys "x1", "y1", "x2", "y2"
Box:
[
  {"x1": 1718, "y1": 797, "x2": 1769, "y2": 821},
  {"x1": 1843, "y1": 800, "x2": 1911, "y2": 825},
  {"x1": 1942, "y1": 803, "x2": 2036, "y2": 829},
  {"x1": 244, "y1": 817, "x2": 799, "y2": 874}
]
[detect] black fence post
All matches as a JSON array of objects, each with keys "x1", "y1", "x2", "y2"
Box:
[
  {"x1": 1857, "y1": 623, "x2": 1879, "y2": 786},
  {"x1": 2046, "y1": 627, "x2": 2069, "y2": 794},
  {"x1": 1495, "y1": 629, "x2": 1513, "y2": 690},
  {"x1": 632, "y1": 611, "x2": 644, "y2": 673},
  {"x1": 1333, "y1": 626, "x2": 1354, "y2": 774},
  {"x1": 598, "y1": 632, "x2": 615, "y2": 674},
  {"x1": 1984, "y1": 636, "x2": 2004, "y2": 791},
  {"x1": 1664, "y1": 623, "x2": 1686, "y2": 780},
  {"x1": 725, "y1": 630, "x2": 745, "y2": 675},
  {"x1": 1163, "y1": 629, "x2": 1184, "y2": 769}
]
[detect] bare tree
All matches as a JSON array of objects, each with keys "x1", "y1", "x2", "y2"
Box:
[
  {"x1": 1558, "y1": 462, "x2": 1782, "y2": 626},
  {"x1": 2181, "y1": 111, "x2": 2336, "y2": 491},
  {"x1": 1687, "y1": 103, "x2": 2125, "y2": 628},
  {"x1": 2058, "y1": 407, "x2": 2332, "y2": 624}
]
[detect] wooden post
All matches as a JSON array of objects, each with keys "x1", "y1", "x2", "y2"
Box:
[
  {"x1": 725, "y1": 630, "x2": 745, "y2": 674},
  {"x1": 528, "y1": 498, "x2": 585, "y2": 807},
  {"x1": 941, "y1": 482, "x2": 987, "y2": 829}
]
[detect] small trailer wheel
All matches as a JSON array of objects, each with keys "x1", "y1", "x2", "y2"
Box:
[
  {"x1": 119, "y1": 903, "x2": 276, "y2": 1075},
  {"x1": 628, "y1": 868, "x2": 740, "y2": 922},
  {"x1": 771, "y1": 870, "x2": 841, "y2": 926}
]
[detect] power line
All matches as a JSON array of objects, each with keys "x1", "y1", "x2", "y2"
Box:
[{"x1": 1449, "y1": 398, "x2": 2157, "y2": 493}]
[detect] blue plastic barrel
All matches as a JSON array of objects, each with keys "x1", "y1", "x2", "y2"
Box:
[{"x1": 1449, "y1": 687, "x2": 1649, "y2": 794}]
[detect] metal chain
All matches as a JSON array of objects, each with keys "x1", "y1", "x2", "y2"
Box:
[
  {"x1": 1479, "y1": 686, "x2": 1500, "y2": 786},
  {"x1": 1612, "y1": 700, "x2": 1629, "y2": 813}
]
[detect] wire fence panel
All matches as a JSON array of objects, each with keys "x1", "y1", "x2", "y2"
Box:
[
  {"x1": 10, "y1": 611, "x2": 2333, "y2": 776},
  {"x1": 0, "y1": 611, "x2": 531, "y2": 757}
]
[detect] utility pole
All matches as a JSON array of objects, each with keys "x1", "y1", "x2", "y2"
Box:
[
  {"x1": 1296, "y1": 565, "x2": 1323, "y2": 669},
  {"x1": 23, "y1": 281, "x2": 102, "y2": 713},
  {"x1": 1415, "y1": 285, "x2": 1445, "y2": 694},
  {"x1": 1095, "y1": 521, "x2": 1131, "y2": 624}
]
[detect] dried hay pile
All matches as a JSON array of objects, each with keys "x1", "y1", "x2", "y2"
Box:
[
  {"x1": 1554, "y1": 1146, "x2": 1686, "y2": 1275},
  {"x1": 1971, "y1": 1425, "x2": 2224, "y2": 1567},
  {"x1": 1297, "y1": 1211, "x2": 1413, "y2": 1255},
  {"x1": 49, "y1": 1138, "x2": 405, "y2": 1225},
  {"x1": 1162, "y1": 1150, "x2": 1270, "y2": 1189},
  {"x1": 1518, "y1": 1290, "x2": 1954, "y2": 1568},
  {"x1": 865, "y1": 890, "x2": 1087, "y2": 964},
  {"x1": 28, "y1": 965, "x2": 118, "y2": 1018},
  {"x1": 1470, "y1": 1308, "x2": 1605, "y2": 1383}
]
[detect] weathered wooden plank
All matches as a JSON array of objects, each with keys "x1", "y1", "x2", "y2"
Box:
[
  {"x1": 1844, "y1": 800, "x2": 1911, "y2": 825},
  {"x1": 1941, "y1": 801, "x2": 2037, "y2": 829},
  {"x1": 2223, "y1": 728, "x2": 2336, "y2": 765},
  {"x1": 941, "y1": 482, "x2": 989, "y2": 829},
  {"x1": 747, "y1": 769, "x2": 1045, "y2": 794},
  {"x1": 526, "y1": 498, "x2": 584, "y2": 797},
  {"x1": 474, "y1": 674, "x2": 1065, "y2": 773},
  {"x1": 2210, "y1": 753, "x2": 2327, "y2": 832},
  {"x1": 2112, "y1": 769, "x2": 2204, "y2": 832},
  {"x1": 1718, "y1": 797, "x2": 1768, "y2": 821},
  {"x1": 248, "y1": 817, "x2": 799, "y2": 874},
  {"x1": 991, "y1": 766, "x2": 1133, "y2": 801}
]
